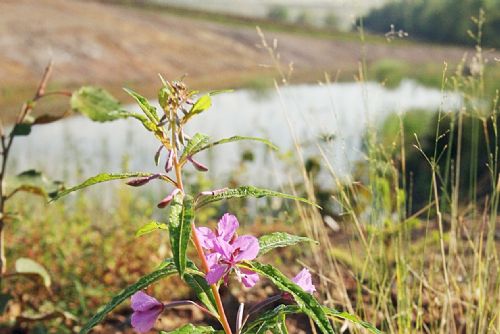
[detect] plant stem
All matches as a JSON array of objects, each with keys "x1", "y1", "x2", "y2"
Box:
[
  {"x1": 0, "y1": 61, "x2": 53, "y2": 276},
  {"x1": 170, "y1": 108, "x2": 233, "y2": 334}
]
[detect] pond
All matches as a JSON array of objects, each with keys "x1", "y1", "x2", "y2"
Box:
[{"x1": 9, "y1": 80, "x2": 460, "y2": 192}]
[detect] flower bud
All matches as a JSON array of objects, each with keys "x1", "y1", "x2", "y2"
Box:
[
  {"x1": 165, "y1": 149, "x2": 173, "y2": 173},
  {"x1": 126, "y1": 174, "x2": 160, "y2": 187},
  {"x1": 157, "y1": 188, "x2": 181, "y2": 208},
  {"x1": 188, "y1": 156, "x2": 208, "y2": 172}
]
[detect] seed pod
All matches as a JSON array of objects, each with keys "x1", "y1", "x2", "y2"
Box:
[
  {"x1": 165, "y1": 149, "x2": 174, "y2": 173},
  {"x1": 154, "y1": 145, "x2": 164, "y2": 166},
  {"x1": 157, "y1": 188, "x2": 181, "y2": 208},
  {"x1": 126, "y1": 174, "x2": 160, "y2": 187},
  {"x1": 188, "y1": 156, "x2": 208, "y2": 172}
]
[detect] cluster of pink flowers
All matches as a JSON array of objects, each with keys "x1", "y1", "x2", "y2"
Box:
[
  {"x1": 129, "y1": 213, "x2": 316, "y2": 333},
  {"x1": 196, "y1": 213, "x2": 260, "y2": 288}
]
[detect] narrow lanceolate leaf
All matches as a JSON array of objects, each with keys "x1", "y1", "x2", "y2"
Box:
[
  {"x1": 190, "y1": 136, "x2": 278, "y2": 157},
  {"x1": 258, "y1": 232, "x2": 317, "y2": 256},
  {"x1": 123, "y1": 87, "x2": 159, "y2": 122},
  {"x1": 181, "y1": 95, "x2": 212, "y2": 124},
  {"x1": 50, "y1": 172, "x2": 153, "y2": 201},
  {"x1": 179, "y1": 133, "x2": 210, "y2": 162},
  {"x1": 79, "y1": 259, "x2": 176, "y2": 334},
  {"x1": 169, "y1": 194, "x2": 194, "y2": 277},
  {"x1": 160, "y1": 324, "x2": 219, "y2": 333},
  {"x1": 323, "y1": 307, "x2": 382, "y2": 334},
  {"x1": 246, "y1": 262, "x2": 334, "y2": 334},
  {"x1": 135, "y1": 221, "x2": 168, "y2": 237},
  {"x1": 195, "y1": 186, "x2": 319, "y2": 209},
  {"x1": 243, "y1": 305, "x2": 300, "y2": 333},
  {"x1": 71, "y1": 86, "x2": 130, "y2": 122},
  {"x1": 15, "y1": 258, "x2": 51, "y2": 288},
  {"x1": 183, "y1": 265, "x2": 218, "y2": 315}
]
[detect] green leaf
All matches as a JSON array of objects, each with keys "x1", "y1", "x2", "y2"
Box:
[
  {"x1": 258, "y1": 232, "x2": 317, "y2": 256},
  {"x1": 243, "y1": 305, "x2": 300, "y2": 334},
  {"x1": 123, "y1": 87, "x2": 159, "y2": 122},
  {"x1": 246, "y1": 262, "x2": 334, "y2": 334},
  {"x1": 169, "y1": 194, "x2": 194, "y2": 277},
  {"x1": 208, "y1": 89, "x2": 233, "y2": 96},
  {"x1": 135, "y1": 221, "x2": 168, "y2": 237},
  {"x1": 11, "y1": 123, "x2": 32, "y2": 136},
  {"x1": 180, "y1": 133, "x2": 210, "y2": 162},
  {"x1": 50, "y1": 172, "x2": 153, "y2": 201},
  {"x1": 160, "y1": 324, "x2": 219, "y2": 333},
  {"x1": 71, "y1": 86, "x2": 130, "y2": 122},
  {"x1": 79, "y1": 259, "x2": 177, "y2": 334},
  {"x1": 323, "y1": 307, "x2": 382, "y2": 334},
  {"x1": 15, "y1": 258, "x2": 51, "y2": 288},
  {"x1": 195, "y1": 186, "x2": 319, "y2": 209},
  {"x1": 190, "y1": 95, "x2": 212, "y2": 115},
  {"x1": 190, "y1": 136, "x2": 278, "y2": 157},
  {"x1": 183, "y1": 263, "x2": 218, "y2": 316}
]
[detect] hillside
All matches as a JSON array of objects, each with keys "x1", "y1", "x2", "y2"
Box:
[{"x1": 1, "y1": 0, "x2": 497, "y2": 116}]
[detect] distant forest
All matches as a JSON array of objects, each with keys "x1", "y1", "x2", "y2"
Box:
[{"x1": 363, "y1": 0, "x2": 500, "y2": 47}]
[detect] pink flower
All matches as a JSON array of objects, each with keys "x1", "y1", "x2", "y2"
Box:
[
  {"x1": 196, "y1": 214, "x2": 260, "y2": 288},
  {"x1": 291, "y1": 268, "x2": 316, "y2": 294},
  {"x1": 130, "y1": 291, "x2": 164, "y2": 333}
]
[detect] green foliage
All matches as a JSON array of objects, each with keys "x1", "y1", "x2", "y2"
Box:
[
  {"x1": 370, "y1": 59, "x2": 410, "y2": 88},
  {"x1": 168, "y1": 194, "x2": 194, "y2": 277},
  {"x1": 183, "y1": 94, "x2": 212, "y2": 123},
  {"x1": 363, "y1": 0, "x2": 500, "y2": 47},
  {"x1": 71, "y1": 86, "x2": 129, "y2": 122},
  {"x1": 267, "y1": 6, "x2": 289, "y2": 22},
  {"x1": 135, "y1": 221, "x2": 168, "y2": 237},
  {"x1": 123, "y1": 87, "x2": 159, "y2": 122},
  {"x1": 195, "y1": 186, "x2": 319, "y2": 209},
  {"x1": 247, "y1": 262, "x2": 334, "y2": 333},
  {"x1": 183, "y1": 265, "x2": 218, "y2": 316},
  {"x1": 180, "y1": 133, "x2": 210, "y2": 162},
  {"x1": 258, "y1": 232, "x2": 317, "y2": 256},
  {"x1": 79, "y1": 259, "x2": 177, "y2": 334},
  {"x1": 50, "y1": 172, "x2": 154, "y2": 201}
]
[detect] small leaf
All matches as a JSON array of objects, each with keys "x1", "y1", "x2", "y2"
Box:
[
  {"x1": 258, "y1": 232, "x2": 317, "y2": 256},
  {"x1": 160, "y1": 324, "x2": 219, "y2": 333},
  {"x1": 11, "y1": 123, "x2": 32, "y2": 136},
  {"x1": 246, "y1": 262, "x2": 334, "y2": 334},
  {"x1": 169, "y1": 194, "x2": 194, "y2": 277},
  {"x1": 50, "y1": 172, "x2": 153, "y2": 201},
  {"x1": 123, "y1": 87, "x2": 159, "y2": 122},
  {"x1": 15, "y1": 258, "x2": 51, "y2": 288},
  {"x1": 190, "y1": 95, "x2": 212, "y2": 115},
  {"x1": 79, "y1": 259, "x2": 176, "y2": 334},
  {"x1": 135, "y1": 221, "x2": 168, "y2": 237},
  {"x1": 180, "y1": 133, "x2": 210, "y2": 162},
  {"x1": 71, "y1": 86, "x2": 129, "y2": 122},
  {"x1": 195, "y1": 186, "x2": 319, "y2": 209},
  {"x1": 189, "y1": 136, "x2": 278, "y2": 158},
  {"x1": 208, "y1": 89, "x2": 233, "y2": 96},
  {"x1": 9, "y1": 185, "x2": 47, "y2": 199}
]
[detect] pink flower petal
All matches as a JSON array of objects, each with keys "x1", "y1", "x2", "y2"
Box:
[
  {"x1": 212, "y1": 238, "x2": 234, "y2": 260},
  {"x1": 131, "y1": 307, "x2": 163, "y2": 333},
  {"x1": 232, "y1": 235, "x2": 260, "y2": 262},
  {"x1": 131, "y1": 291, "x2": 162, "y2": 312},
  {"x1": 291, "y1": 268, "x2": 316, "y2": 294},
  {"x1": 217, "y1": 213, "x2": 239, "y2": 242},
  {"x1": 196, "y1": 227, "x2": 216, "y2": 250},
  {"x1": 206, "y1": 264, "x2": 229, "y2": 285},
  {"x1": 238, "y1": 268, "x2": 259, "y2": 288}
]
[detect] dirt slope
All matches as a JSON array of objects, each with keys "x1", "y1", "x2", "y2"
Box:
[{"x1": 1, "y1": 0, "x2": 497, "y2": 111}]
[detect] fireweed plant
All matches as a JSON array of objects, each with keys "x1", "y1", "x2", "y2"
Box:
[{"x1": 56, "y1": 78, "x2": 381, "y2": 333}]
